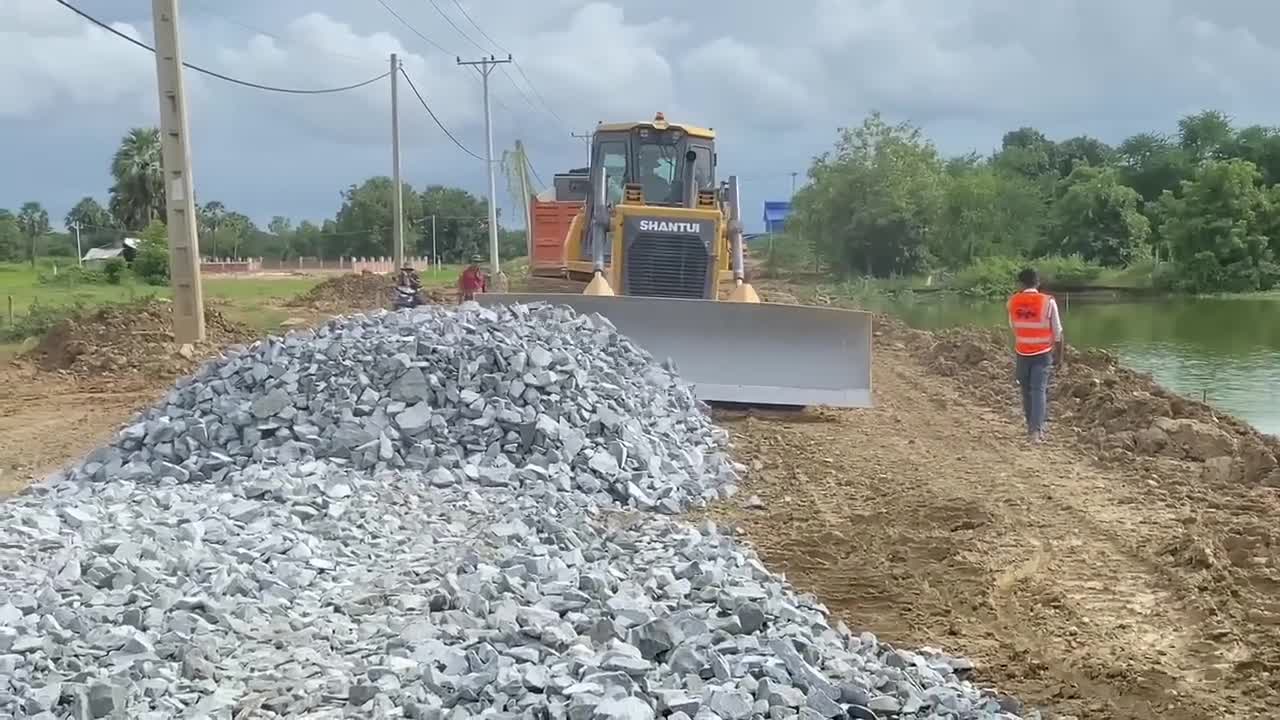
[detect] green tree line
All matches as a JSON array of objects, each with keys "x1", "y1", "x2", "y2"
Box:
[
  {"x1": 1, "y1": 126, "x2": 524, "y2": 268},
  {"x1": 791, "y1": 110, "x2": 1280, "y2": 293}
]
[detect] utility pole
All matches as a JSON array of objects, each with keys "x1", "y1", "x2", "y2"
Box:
[
  {"x1": 151, "y1": 0, "x2": 204, "y2": 343},
  {"x1": 790, "y1": 171, "x2": 798, "y2": 196},
  {"x1": 571, "y1": 131, "x2": 593, "y2": 166},
  {"x1": 390, "y1": 53, "x2": 405, "y2": 269},
  {"x1": 457, "y1": 54, "x2": 512, "y2": 283},
  {"x1": 71, "y1": 222, "x2": 82, "y2": 267},
  {"x1": 516, "y1": 140, "x2": 534, "y2": 260},
  {"x1": 431, "y1": 214, "x2": 437, "y2": 269}
]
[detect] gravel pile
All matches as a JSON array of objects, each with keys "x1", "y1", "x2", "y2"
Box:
[{"x1": 0, "y1": 303, "x2": 1028, "y2": 719}]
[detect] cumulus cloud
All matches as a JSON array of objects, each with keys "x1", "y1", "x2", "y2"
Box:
[
  {"x1": 0, "y1": 0, "x2": 154, "y2": 118},
  {"x1": 7, "y1": 0, "x2": 1280, "y2": 229}
]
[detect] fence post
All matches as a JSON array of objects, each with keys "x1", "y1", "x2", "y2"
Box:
[{"x1": 6, "y1": 296, "x2": 12, "y2": 326}]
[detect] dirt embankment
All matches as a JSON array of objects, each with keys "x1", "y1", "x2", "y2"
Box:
[
  {"x1": 288, "y1": 272, "x2": 448, "y2": 311},
  {"x1": 714, "y1": 313, "x2": 1280, "y2": 720}
]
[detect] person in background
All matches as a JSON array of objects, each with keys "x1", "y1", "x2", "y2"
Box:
[
  {"x1": 1007, "y1": 267, "x2": 1064, "y2": 443},
  {"x1": 457, "y1": 254, "x2": 487, "y2": 303}
]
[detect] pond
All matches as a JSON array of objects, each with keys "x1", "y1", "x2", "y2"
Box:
[{"x1": 875, "y1": 293, "x2": 1280, "y2": 437}]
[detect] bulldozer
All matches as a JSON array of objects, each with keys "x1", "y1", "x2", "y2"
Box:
[{"x1": 478, "y1": 113, "x2": 873, "y2": 409}]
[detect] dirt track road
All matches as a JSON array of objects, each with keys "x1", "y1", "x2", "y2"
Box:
[
  {"x1": 713, "y1": 339, "x2": 1278, "y2": 719},
  {"x1": 3, "y1": 284, "x2": 1277, "y2": 718}
]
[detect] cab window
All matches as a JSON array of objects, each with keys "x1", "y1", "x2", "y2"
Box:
[
  {"x1": 598, "y1": 140, "x2": 627, "y2": 205},
  {"x1": 637, "y1": 141, "x2": 680, "y2": 204}
]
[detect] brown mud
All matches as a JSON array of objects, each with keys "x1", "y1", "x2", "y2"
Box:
[{"x1": 711, "y1": 312, "x2": 1279, "y2": 719}]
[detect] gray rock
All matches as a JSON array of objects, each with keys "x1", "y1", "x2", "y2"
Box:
[{"x1": 0, "y1": 303, "x2": 1022, "y2": 720}]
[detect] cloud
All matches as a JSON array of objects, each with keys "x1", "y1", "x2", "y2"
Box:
[
  {"x1": 0, "y1": 0, "x2": 154, "y2": 119},
  {"x1": 8, "y1": 0, "x2": 1280, "y2": 231}
]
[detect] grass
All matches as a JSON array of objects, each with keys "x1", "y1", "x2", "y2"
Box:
[{"x1": 0, "y1": 260, "x2": 328, "y2": 339}]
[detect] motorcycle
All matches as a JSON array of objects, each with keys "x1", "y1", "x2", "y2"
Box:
[{"x1": 391, "y1": 284, "x2": 424, "y2": 310}]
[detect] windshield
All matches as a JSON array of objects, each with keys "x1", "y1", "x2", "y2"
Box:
[
  {"x1": 599, "y1": 140, "x2": 628, "y2": 205},
  {"x1": 637, "y1": 141, "x2": 680, "y2": 204}
]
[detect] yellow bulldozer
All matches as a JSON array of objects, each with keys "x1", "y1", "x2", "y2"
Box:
[{"x1": 478, "y1": 113, "x2": 873, "y2": 409}]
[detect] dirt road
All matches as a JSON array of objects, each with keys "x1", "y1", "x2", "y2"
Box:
[
  {"x1": 712, "y1": 333, "x2": 1279, "y2": 719},
  {"x1": 3, "y1": 279, "x2": 1277, "y2": 718}
]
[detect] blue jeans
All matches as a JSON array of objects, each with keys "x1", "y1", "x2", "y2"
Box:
[{"x1": 1016, "y1": 352, "x2": 1052, "y2": 435}]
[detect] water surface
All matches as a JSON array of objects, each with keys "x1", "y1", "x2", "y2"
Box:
[{"x1": 873, "y1": 294, "x2": 1280, "y2": 437}]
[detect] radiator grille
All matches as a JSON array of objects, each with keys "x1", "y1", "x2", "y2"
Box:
[{"x1": 624, "y1": 233, "x2": 708, "y2": 298}]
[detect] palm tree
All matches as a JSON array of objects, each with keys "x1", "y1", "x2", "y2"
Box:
[
  {"x1": 108, "y1": 127, "x2": 164, "y2": 230},
  {"x1": 16, "y1": 201, "x2": 50, "y2": 267},
  {"x1": 199, "y1": 201, "x2": 226, "y2": 258}
]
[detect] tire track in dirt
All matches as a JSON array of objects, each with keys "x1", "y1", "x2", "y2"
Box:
[
  {"x1": 711, "y1": 343, "x2": 1260, "y2": 719},
  {"x1": 0, "y1": 372, "x2": 159, "y2": 497}
]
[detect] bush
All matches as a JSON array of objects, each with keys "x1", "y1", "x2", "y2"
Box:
[
  {"x1": 0, "y1": 300, "x2": 79, "y2": 343},
  {"x1": 133, "y1": 220, "x2": 170, "y2": 286},
  {"x1": 1036, "y1": 254, "x2": 1104, "y2": 287},
  {"x1": 103, "y1": 258, "x2": 126, "y2": 285},
  {"x1": 952, "y1": 256, "x2": 1023, "y2": 297},
  {"x1": 38, "y1": 266, "x2": 106, "y2": 286},
  {"x1": 759, "y1": 233, "x2": 815, "y2": 278},
  {"x1": 951, "y1": 254, "x2": 1103, "y2": 298}
]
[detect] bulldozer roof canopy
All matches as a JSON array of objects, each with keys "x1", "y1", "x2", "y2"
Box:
[{"x1": 595, "y1": 119, "x2": 715, "y2": 139}]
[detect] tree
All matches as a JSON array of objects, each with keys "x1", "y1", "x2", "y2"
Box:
[
  {"x1": 932, "y1": 164, "x2": 1046, "y2": 266},
  {"x1": 199, "y1": 201, "x2": 226, "y2": 257},
  {"x1": 109, "y1": 127, "x2": 164, "y2": 230},
  {"x1": 133, "y1": 219, "x2": 170, "y2": 285},
  {"x1": 994, "y1": 126, "x2": 1058, "y2": 181},
  {"x1": 791, "y1": 112, "x2": 945, "y2": 277},
  {"x1": 1177, "y1": 110, "x2": 1234, "y2": 161},
  {"x1": 1046, "y1": 166, "x2": 1150, "y2": 266},
  {"x1": 65, "y1": 196, "x2": 119, "y2": 250},
  {"x1": 16, "y1": 201, "x2": 50, "y2": 267},
  {"x1": 0, "y1": 210, "x2": 21, "y2": 262},
  {"x1": 1156, "y1": 158, "x2": 1278, "y2": 292},
  {"x1": 1224, "y1": 125, "x2": 1280, "y2": 185},
  {"x1": 268, "y1": 216, "x2": 292, "y2": 236},
  {"x1": 1053, "y1": 136, "x2": 1114, "y2": 178},
  {"x1": 1116, "y1": 132, "x2": 1195, "y2": 205},
  {"x1": 419, "y1": 185, "x2": 491, "y2": 261}
]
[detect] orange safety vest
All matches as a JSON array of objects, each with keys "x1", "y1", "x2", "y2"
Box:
[{"x1": 1008, "y1": 291, "x2": 1055, "y2": 356}]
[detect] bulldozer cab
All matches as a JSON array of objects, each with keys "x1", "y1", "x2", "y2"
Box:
[{"x1": 581, "y1": 115, "x2": 717, "y2": 269}]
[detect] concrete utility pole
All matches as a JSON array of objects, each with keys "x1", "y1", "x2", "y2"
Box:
[
  {"x1": 516, "y1": 140, "x2": 534, "y2": 260},
  {"x1": 431, "y1": 214, "x2": 438, "y2": 269},
  {"x1": 71, "y1": 222, "x2": 82, "y2": 266},
  {"x1": 790, "y1": 171, "x2": 798, "y2": 196},
  {"x1": 457, "y1": 54, "x2": 512, "y2": 282},
  {"x1": 571, "y1": 131, "x2": 593, "y2": 166},
  {"x1": 151, "y1": 0, "x2": 204, "y2": 343},
  {"x1": 390, "y1": 53, "x2": 405, "y2": 269}
]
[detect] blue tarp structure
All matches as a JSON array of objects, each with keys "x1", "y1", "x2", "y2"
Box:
[{"x1": 763, "y1": 201, "x2": 791, "y2": 234}]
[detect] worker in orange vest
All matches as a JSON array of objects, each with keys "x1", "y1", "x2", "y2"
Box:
[
  {"x1": 457, "y1": 254, "x2": 488, "y2": 303},
  {"x1": 1007, "y1": 267, "x2": 1064, "y2": 443}
]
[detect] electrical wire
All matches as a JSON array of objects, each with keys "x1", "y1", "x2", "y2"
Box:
[
  {"x1": 398, "y1": 66, "x2": 489, "y2": 162},
  {"x1": 53, "y1": 0, "x2": 390, "y2": 94},
  {"x1": 449, "y1": 0, "x2": 508, "y2": 53},
  {"x1": 425, "y1": 0, "x2": 487, "y2": 53},
  {"x1": 513, "y1": 60, "x2": 568, "y2": 127},
  {"x1": 373, "y1": 0, "x2": 454, "y2": 55},
  {"x1": 443, "y1": 0, "x2": 568, "y2": 130}
]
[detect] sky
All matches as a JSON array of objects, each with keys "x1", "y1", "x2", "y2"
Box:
[{"x1": 5, "y1": 0, "x2": 1280, "y2": 235}]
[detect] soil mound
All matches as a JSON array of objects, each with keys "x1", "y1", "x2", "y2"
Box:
[
  {"x1": 28, "y1": 299, "x2": 253, "y2": 377},
  {"x1": 290, "y1": 272, "x2": 448, "y2": 310},
  {"x1": 883, "y1": 317, "x2": 1280, "y2": 485}
]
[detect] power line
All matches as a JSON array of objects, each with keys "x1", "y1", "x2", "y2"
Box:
[
  {"x1": 373, "y1": 0, "x2": 453, "y2": 55},
  {"x1": 425, "y1": 0, "x2": 486, "y2": 53},
  {"x1": 398, "y1": 66, "x2": 487, "y2": 162},
  {"x1": 513, "y1": 60, "x2": 568, "y2": 128},
  {"x1": 54, "y1": 0, "x2": 389, "y2": 94},
  {"x1": 449, "y1": 0, "x2": 508, "y2": 53},
  {"x1": 441, "y1": 1, "x2": 567, "y2": 130}
]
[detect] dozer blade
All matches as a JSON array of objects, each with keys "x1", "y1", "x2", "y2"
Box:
[{"x1": 475, "y1": 293, "x2": 873, "y2": 408}]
